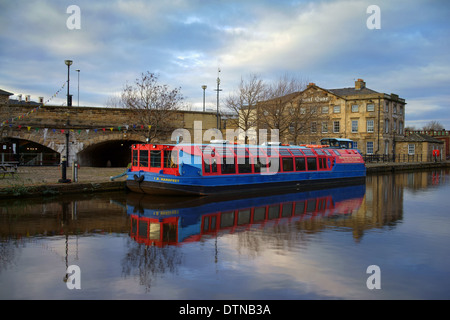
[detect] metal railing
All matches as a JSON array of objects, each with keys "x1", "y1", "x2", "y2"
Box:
[
  {"x1": 0, "y1": 152, "x2": 60, "y2": 166},
  {"x1": 363, "y1": 154, "x2": 441, "y2": 163}
]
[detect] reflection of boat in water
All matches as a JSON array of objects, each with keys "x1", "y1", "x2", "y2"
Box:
[{"x1": 127, "y1": 184, "x2": 366, "y2": 247}]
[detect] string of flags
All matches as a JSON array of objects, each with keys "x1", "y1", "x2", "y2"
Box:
[
  {"x1": 1, "y1": 81, "x2": 153, "y2": 132},
  {"x1": 1, "y1": 121, "x2": 153, "y2": 134}
]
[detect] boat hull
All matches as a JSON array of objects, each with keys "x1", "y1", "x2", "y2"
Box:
[{"x1": 126, "y1": 168, "x2": 366, "y2": 196}]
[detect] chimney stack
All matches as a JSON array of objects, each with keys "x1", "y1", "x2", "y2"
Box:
[{"x1": 355, "y1": 79, "x2": 365, "y2": 90}]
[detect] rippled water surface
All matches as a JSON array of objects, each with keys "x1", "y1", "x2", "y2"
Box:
[{"x1": 1, "y1": 169, "x2": 450, "y2": 300}]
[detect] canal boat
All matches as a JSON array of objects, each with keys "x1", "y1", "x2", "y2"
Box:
[
  {"x1": 126, "y1": 142, "x2": 366, "y2": 196},
  {"x1": 320, "y1": 137, "x2": 362, "y2": 154},
  {"x1": 126, "y1": 184, "x2": 366, "y2": 246}
]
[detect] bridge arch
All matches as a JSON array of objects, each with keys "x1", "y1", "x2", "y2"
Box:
[
  {"x1": 0, "y1": 136, "x2": 60, "y2": 165},
  {"x1": 76, "y1": 132, "x2": 147, "y2": 167},
  {"x1": 2, "y1": 130, "x2": 61, "y2": 153}
]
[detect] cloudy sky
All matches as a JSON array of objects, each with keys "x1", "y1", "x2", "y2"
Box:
[{"x1": 1, "y1": 0, "x2": 449, "y2": 129}]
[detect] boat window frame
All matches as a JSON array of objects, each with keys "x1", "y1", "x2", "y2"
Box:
[{"x1": 295, "y1": 157, "x2": 306, "y2": 171}]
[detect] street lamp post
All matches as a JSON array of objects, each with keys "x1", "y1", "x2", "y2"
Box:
[
  {"x1": 202, "y1": 85, "x2": 207, "y2": 112},
  {"x1": 65, "y1": 60, "x2": 73, "y2": 107},
  {"x1": 214, "y1": 69, "x2": 222, "y2": 129},
  {"x1": 59, "y1": 60, "x2": 73, "y2": 183},
  {"x1": 76, "y1": 69, "x2": 80, "y2": 107}
]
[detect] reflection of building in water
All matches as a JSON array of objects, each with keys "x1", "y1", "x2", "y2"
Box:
[
  {"x1": 354, "y1": 174, "x2": 404, "y2": 241},
  {"x1": 0, "y1": 194, "x2": 128, "y2": 240},
  {"x1": 352, "y1": 169, "x2": 448, "y2": 241}
]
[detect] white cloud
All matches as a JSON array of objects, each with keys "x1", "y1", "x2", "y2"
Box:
[{"x1": 1, "y1": 0, "x2": 449, "y2": 128}]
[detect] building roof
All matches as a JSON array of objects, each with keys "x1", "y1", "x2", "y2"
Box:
[
  {"x1": 397, "y1": 132, "x2": 444, "y2": 144},
  {"x1": 8, "y1": 99, "x2": 41, "y2": 106},
  {"x1": 0, "y1": 89, "x2": 13, "y2": 96},
  {"x1": 328, "y1": 87, "x2": 379, "y2": 96}
]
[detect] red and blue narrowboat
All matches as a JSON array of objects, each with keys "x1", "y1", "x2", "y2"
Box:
[{"x1": 126, "y1": 142, "x2": 366, "y2": 196}]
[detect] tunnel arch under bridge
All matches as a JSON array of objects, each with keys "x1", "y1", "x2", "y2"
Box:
[
  {"x1": 1, "y1": 130, "x2": 150, "y2": 167},
  {"x1": 77, "y1": 132, "x2": 147, "y2": 167}
]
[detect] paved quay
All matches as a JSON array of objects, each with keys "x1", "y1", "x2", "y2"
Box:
[
  {"x1": 0, "y1": 166, "x2": 128, "y2": 198},
  {"x1": 0, "y1": 161, "x2": 449, "y2": 199}
]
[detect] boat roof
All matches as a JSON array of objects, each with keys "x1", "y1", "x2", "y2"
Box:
[
  {"x1": 137, "y1": 142, "x2": 323, "y2": 149},
  {"x1": 320, "y1": 138, "x2": 354, "y2": 142}
]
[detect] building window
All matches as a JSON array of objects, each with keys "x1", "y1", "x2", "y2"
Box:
[
  {"x1": 351, "y1": 120, "x2": 358, "y2": 133},
  {"x1": 367, "y1": 119, "x2": 374, "y2": 133},
  {"x1": 322, "y1": 106, "x2": 329, "y2": 114},
  {"x1": 333, "y1": 105, "x2": 340, "y2": 113},
  {"x1": 366, "y1": 141, "x2": 374, "y2": 155},
  {"x1": 384, "y1": 140, "x2": 389, "y2": 155},
  {"x1": 399, "y1": 121, "x2": 404, "y2": 135},
  {"x1": 385, "y1": 102, "x2": 389, "y2": 113},
  {"x1": 408, "y1": 144, "x2": 415, "y2": 155},
  {"x1": 393, "y1": 104, "x2": 397, "y2": 114},
  {"x1": 322, "y1": 122, "x2": 328, "y2": 133},
  {"x1": 352, "y1": 104, "x2": 359, "y2": 112},
  {"x1": 311, "y1": 121, "x2": 317, "y2": 133},
  {"x1": 367, "y1": 104, "x2": 375, "y2": 112},
  {"x1": 289, "y1": 122, "x2": 295, "y2": 133},
  {"x1": 385, "y1": 119, "x2": 389, "y2": 133},
  {"x1": 333, "y1": 121, "x2": 340, "y2": 133}
]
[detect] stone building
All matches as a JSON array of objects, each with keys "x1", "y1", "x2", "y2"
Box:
[
  {"x1": 0, "y1": 89, "x2": 13, "y2": 104},
  {"x1": 405, "y1": 130, "x2": 449, "y2": 160},
  {"x1": 244, "y1": 79, "x2": 406, "y2": 156},
  {"x1": 396, "y1": 132, "x2": 445, "y2": 162}
]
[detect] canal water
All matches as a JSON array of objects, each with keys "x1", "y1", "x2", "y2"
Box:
[{"x1": 1, "y1": 169, "x2": 449, "y2": 300}]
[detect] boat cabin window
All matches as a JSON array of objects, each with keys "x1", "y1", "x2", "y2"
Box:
[
  {"x1": 295, "y1": 157, "x2": 306, "y2": 171},
  {"x1": 139, "y1": 150, "x2": 149, "y2": 167},
  {"x1": 253, "y1": 158, "x2": 267, "y2": 173},
  {"x1": 150, "y1": 150, "x2": 161, "y2": 167},
  {"x1": 164, "y1": 150, "x2": 177, "y2": 168},
  {"x1": 221, "y1": 157, "x2": 236, "y2": 174},
  {"x1": 307, "y1": 158, "x2": 317, "y2": 171},
  {"x1": 318, "y1": 157, "x2": 326, "y2": 169},
  {"x1": 204, "y1": 158, "x2": 218, "y2": 174},
  {"x1": 282, "y1": 157, "x2": 294, "y2": 172},
  {"x1": 237, "y1": 157, "x2": 252, "y2": 174},
  {"x1": 132, "y1": 150, "x2": 138, "y2": 166}
]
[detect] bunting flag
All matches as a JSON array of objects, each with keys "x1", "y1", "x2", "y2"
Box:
[{"x1": 0, "y1": 123, "x2": 156, "y2": 135}]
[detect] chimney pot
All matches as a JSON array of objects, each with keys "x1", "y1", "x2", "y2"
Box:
[{"x1": 355, "y1": 79, "x2": 365, "y2": 90}]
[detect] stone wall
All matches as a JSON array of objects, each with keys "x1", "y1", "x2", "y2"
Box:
[{"x1": 1, "y1": 103, "x2": 222, "y2": 164}]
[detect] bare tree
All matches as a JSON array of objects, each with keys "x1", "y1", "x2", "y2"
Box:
[
  {"x1": 104, "y1": 94, "x2": 125, "y2": 108},
  {"x1": 121, "y1": 72, "x2": 184, "y2": 142},
  {"x1": 422, "y1": 120, "x2": 444, "y2": 131},
  {"x1": 257, "y1": 74, "x2": 306, "y2": 143},
  {"x1": 224, "y1": 73, "x2": 266, "y2": 143}
]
